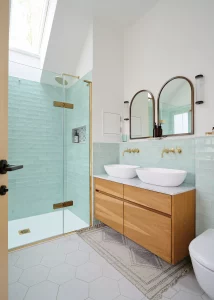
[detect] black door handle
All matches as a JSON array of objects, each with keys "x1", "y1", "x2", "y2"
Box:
[
  {"x1": 0, "y1": 160, "x2": 23, "y2": 174},
  {"x1": 0, "y1": 185, "x2": 9, "y2": 195}
]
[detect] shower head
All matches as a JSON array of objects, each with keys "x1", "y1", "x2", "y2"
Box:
[{"x1": 55, "y1": 76, "x2": 68, "y2": 86}]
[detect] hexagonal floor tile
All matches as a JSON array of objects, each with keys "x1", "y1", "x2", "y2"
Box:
[
  {"x1": 162, "y1": 287, "x2": 177, "y2": 298},
  {"x1": 69, "y1": 234, "x2": 82, "y2": 242},
  {"x1": 58, "y1": 240, "x2": 79, "y2": 254},
  {"x1": 172, "y1": 290, "x2": 202, "y2": 300},
  {"x1": 58, "y1": 279, "x2": 88, "y2": 300},
  {"x1": 41, "y1": 252, "x2": 66, "y2": 268},
  {"x1": 9, "y1": 266, "x2": 23, "y2": 284},
  {"x1": 9, "y1": 282, "x2": 28, "y2": 300},
  {"x1": 115, "y1": 296, "x2": 134, "y2": 300},
  {"x1": 25, "y1": 281, "x2": 58, "y2": 300},
  {"x1": 119, "y1": 277, "x2": 143, "y2": 300},
  {"x1": 48, "y1": 263, "x2": 76, "y2": 284},
  {"x1": 79, "y1": 241, "x2": 94, "y2": 253},
  {"x1": 8, "y1": 253, "x2": 19, "y2": 267},
  {"x1": 66, "y1": 250, "x2": 89, "y2": 266},
  {"x1": 175, "y1": 271, "x2": 204, "y2": 296},
  {"x1": 15, "y1": 241, "x2": 56, "y2": 257},
  {"x1": 27, "y1": 241, "x2": 59, "y2": 256},
  {"x1": 76, "y1": 262, "x2": 102, "y2": 282},
  {"x1": 90, "y1": 277, "x2": 120, "y2": 300},
  {"x1": 102, "y1": 263, "x2": 123, "y2": 280},
  {"x1": 19, "y1": 265, "x2": 49, "y2": 287},
  {"x1": 51, "y1": 236, "x2": 71, "y2": 245},
  {"x1": 90, "y1": 251, "x2": 107, "y2": 266},
  {"x1": 15, "y1": 252, "x2": 42, "y2": 269}
]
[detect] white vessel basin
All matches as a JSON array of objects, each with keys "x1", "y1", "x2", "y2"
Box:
[
  {"x1": 104, "y1": 164, "x2": 140, "y2": 179},
  {"x1": 136, "y1": 168, "x2": 187, "y2": 187}
]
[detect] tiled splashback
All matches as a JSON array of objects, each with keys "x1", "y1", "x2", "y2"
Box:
[
  {"x1": 93, "y1": 143, "x2": 119, "y2": 175},
  {"x1": 195, "y1": 137, "x2": 214, "y2": 234},
  {"x1": 93, "y1": 136, "x2": 214, "y2": 235},
  {"x1": 120, "y1": 138, "x2": 195, "y2": 185}
]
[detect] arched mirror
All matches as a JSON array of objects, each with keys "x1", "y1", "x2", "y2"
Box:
[
  {"x1": 158, "y1": 76, "x2": 194, "y2": 137},
  {"x1": 130, "y1": 90, "x2": 155, "y2": 139}
]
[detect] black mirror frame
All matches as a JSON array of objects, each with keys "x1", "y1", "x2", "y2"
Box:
[
  {"x1": 130, "y1": 90, "x2": 155, "y2": 140},
  {"x1": 157, "y1": 76, "x2": 194, "y2": 137}
]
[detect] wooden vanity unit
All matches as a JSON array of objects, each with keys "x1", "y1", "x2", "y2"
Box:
[{"x1": 94, "y1": 177, "x2": 196, "y2": 265}]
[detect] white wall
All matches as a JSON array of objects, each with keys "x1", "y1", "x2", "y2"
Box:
[
  {"x1": 42, "y1": 0, "x2": 92, "y2": 76},
  {"x1": 93, "y1": 17, "x2": 124, "y2": 142},
  {"x1": 75, "y1": 24, "x2": 93, "y2": 78},
  {"x1": 124, "y1": 0, "x2": 214, "y2": 137}
]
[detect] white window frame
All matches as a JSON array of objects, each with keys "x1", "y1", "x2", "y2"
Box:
[
  {"x1": 9, "y1": 0, "x2": 49, "y2": 57},
  {"x1": 174, "y1": 112, "x2": 189, "y2": 134}
]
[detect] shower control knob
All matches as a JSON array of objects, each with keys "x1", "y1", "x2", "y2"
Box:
[{"x1": 0, "y1": 185, "x2": 9, "y2": 196}]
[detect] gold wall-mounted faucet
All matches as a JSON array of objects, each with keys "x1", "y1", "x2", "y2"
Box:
[
  {"x1": 161, "y1": 147, "x2": 182, "y2": 158},
  {"x1": 122, "y1": 148, "x2": 140, "y2": 156}
]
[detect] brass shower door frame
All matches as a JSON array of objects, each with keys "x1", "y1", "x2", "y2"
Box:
[{"x1": 84, "y1": 80, "x2": 93, "y2": 227}]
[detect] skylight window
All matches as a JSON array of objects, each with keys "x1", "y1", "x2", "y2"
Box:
[{"x1": 10, "y1": 0, "x2": 49, "y2": 56}]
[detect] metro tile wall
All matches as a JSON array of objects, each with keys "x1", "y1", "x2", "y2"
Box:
[
  {"x1": 93, "y1": 143, "x2": 119, "y2": 175},
  {"x1": 93, "y1": 136, "x2": 214, "y2": 235},
  {"x1": 8, "y1": 77, "x2": 64, "y2": 221},
  {"x1": 195, "y1": 137, "x2": 214, "y2": 234}
]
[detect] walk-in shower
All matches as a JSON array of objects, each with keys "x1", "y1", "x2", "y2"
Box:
[{"x1": 8, "y1": 61, "x2": 92, "y2": 250}]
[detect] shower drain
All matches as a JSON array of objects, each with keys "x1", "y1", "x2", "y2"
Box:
[{"x1": 18, "y1": 228, "x2": 31, "y2": 235}]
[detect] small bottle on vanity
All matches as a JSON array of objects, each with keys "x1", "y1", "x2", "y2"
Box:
[
  {"x1": 74, "y1": 130, "x2": 79, "y2": 143},
  {"x1": 158, "y1": 123, "x2": 163, "y2": 138},
  {"x1": 153, "y1": 123, "x2": 157, "y2": 137},
  {"x1": 212, "y1": 127, "x2": 214, "y2": 135}
]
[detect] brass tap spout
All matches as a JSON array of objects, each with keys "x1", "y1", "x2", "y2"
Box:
[
  {"x1": 161, "y1": 147, "x2": 182, "y2": 158},
  {"x1": 161, "y1": 148, "x2": 169, "y2": 158},
  {"x1": 122, "y1": 148, "x2": 131, "y2": 156}
]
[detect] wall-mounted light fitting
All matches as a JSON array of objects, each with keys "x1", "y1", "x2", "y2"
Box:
[
  {"x1": 123, "y1": 101, "x2": 129, "y2": 121},
  {"x1": 195, "y1": 74, "x2": 204, "y2": 104},
  {"x1": 122, "y1": 101, "x2": 130, "y2": 142}
]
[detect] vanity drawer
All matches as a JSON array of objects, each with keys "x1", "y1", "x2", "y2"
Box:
[
  {"x1": 95, "y1": 192, "x2": 124, "y2": 234},
  {"x1": 95, "y1": 178, "x2": 123, "y2": 198},
  {"x1": 124, "y1": 185, "x2": 171, "y2": 215},
  {"x1": 124, "y1": 202, "x2": 171, "y2": 263}
]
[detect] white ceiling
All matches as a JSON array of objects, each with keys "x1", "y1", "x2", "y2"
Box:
[{"x1": 43, "y1": 0, "x2": 159, "y2": 76}]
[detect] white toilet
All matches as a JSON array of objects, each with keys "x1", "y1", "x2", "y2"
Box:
[{"x1": 189, "y1": 229, "x2": 214, "y2": 300}]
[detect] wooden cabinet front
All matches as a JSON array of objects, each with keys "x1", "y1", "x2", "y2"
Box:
[
  {"x1": 95, "y1": 191, "x2": 124, "y2": 234},
  {"x1": 124, "y1": 202, "x2": 172, "y2": 263},
  {"x1": 95, "y1": 178, "x2": 123, "y2": 198},
  {"x1": 124, "y1": 185, "x2": 171, "y2": 215}
]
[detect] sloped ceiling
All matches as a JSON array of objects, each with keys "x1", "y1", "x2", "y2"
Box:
[{"x1": 42, "y1": 0, "x2": 159, "y2": 76}]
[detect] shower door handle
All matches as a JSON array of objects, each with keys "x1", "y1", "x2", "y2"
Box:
[{"x1": 0, "y1": 160, "x2": 23, "y2": 174}]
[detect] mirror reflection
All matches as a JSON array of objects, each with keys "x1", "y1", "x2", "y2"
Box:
[
  {"x1": 130, "y1": 90, "x2": 155, "y2": 139},
  {"x1": 158, "y1": 77, "x2": 194, "y2": 136}
]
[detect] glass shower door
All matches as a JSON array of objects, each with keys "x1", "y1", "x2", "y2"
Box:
[
  {"x1": 63, "y1": 73, "x2": 91, "y2": 233},
  {"x1": 8, "y1": 62, "x2": 64, "y2": 249}
]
